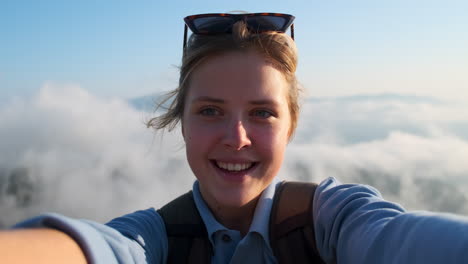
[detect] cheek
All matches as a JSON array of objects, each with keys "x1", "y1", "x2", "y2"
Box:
[
  {"x1": 254, "y1": 127, "x2": 289, "y2": 158},
  {"x1": 184, "y1": 117, "x2": 213, "y2": 135},
  {"x1": 183, "y1": 119, "x2": 219, "y2": 154},
  {"x1": 183, "y1": 125, "x2": 210, "y2": 175}
]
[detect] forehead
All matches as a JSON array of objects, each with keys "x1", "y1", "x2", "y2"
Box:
[{"x1": 187, "y1": 51, "x2": 289, "y2": 103}]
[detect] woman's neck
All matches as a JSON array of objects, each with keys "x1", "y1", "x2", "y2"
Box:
[{"x1": 209, "y1": 196, "x2": 260, "y2": 236}]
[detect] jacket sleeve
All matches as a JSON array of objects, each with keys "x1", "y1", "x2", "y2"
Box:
[
  {"x1": 313, "y1": 177, "x2": 468, "y2": 264},
  {"x1": 106, "y1": 208, "x2": 168, "y2": 263},
  {"x1": 13, "y1": 209, "x2": 168, "y2": 264}
]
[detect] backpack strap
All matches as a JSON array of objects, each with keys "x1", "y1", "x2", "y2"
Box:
[
  {"x1": 157, "y1": 191, "x2": 212, "y2": 264},
  {"x1": 269, "y1": 181, "x2": 325, "y2": 264},
  {"x1": 158, "y1": 181, "x2": 324, "y2": 263}
]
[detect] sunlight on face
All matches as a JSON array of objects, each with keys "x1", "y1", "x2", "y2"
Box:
[{"x1": 182, "y1": 50, "x2": 291, "y2": 210}]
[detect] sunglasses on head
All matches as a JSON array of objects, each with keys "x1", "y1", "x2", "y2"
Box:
[{"x1": 183, "y1": 13, "x2": 295, "y2": 49}]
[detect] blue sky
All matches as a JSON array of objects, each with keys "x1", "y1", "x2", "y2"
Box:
[{"x1": 1, "y1": 0, "x2": 467, "y2": 103}]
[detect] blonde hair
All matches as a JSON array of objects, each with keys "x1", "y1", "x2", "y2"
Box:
[{"x1": 147, "y1": 21, "x2": 300, "y2": 138}]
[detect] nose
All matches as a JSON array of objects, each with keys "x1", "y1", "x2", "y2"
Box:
[{"x1": 222, "y1": 120, "x2": 252, "y2": 150}]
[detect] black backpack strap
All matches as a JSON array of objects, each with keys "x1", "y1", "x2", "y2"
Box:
[
  {"x1": 269, "y1": 181, "x2": 325, "y2": 264},
  {"x1": 157, "y1": 191, "x2": 212, "y2": 264}
]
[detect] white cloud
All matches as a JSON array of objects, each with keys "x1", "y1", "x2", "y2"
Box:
[
  {"x1": 1, "y1": 85, "x2": 468, "y2": 227},
  {"x1": 0, "y1": 84, "x2": 193, "y2": 227},
  {"x1": 284, "y1": 96, "x2": 468, "y2": 214}
]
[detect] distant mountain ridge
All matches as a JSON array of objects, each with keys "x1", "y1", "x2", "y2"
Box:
[
  {"x1": 307, "y1": 93, "x2": 445, "y2": 104},
  {"x1": 128, "y1": 93, "x2": 159, "y2": 112}
]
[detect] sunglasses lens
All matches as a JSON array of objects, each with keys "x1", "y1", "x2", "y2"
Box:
[
  {"x1": 191, "y1": 17, "x2": 234, "y2": 34},
  {"x1": 185, "y1": 14, "x2": 294, "y2": 36},
  {"x1": 246, "y1": 16, "x2": 291, "y2": 32}
]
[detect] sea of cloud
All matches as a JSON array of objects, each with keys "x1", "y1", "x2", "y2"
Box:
[
  {"x1": 285, "y1": 96, "x2": 468, "y2": 214},
  {"x1": 1, "y1": 84, "x2": 467, "y2": 227}
]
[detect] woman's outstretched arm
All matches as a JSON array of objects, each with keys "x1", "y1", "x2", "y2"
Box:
[
  {"x1": 314, "y1": 177, "x2": 468, "y2": 264},
  {"x1": 0, "y1": 228, "x2": 87, "y2": 264},
  {"x1": 3, "y1": 210, "x2": 168, "y2": 264}
]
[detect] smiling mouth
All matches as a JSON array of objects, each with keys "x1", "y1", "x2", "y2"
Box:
[{"x1": 214, "y1": 161, "x2": 256, "y2": 172}]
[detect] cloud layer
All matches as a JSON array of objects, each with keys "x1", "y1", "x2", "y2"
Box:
[
  {"x1": 0, "y1": 84, "x2": 192, "y2": 227},
  {"x1": 1, "y1": 85, "x2": 467, "y2": 227}
]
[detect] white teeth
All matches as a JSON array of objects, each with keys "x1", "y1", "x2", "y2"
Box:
[{"x1": 217, "y1": 161, "x2": 253, "y2": 172}]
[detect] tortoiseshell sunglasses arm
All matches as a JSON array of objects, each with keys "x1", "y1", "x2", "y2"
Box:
[
  {"x1": 183, "y1": 24, "x2": 188, "y2": 50},
  {"x1": 291, "y1": 23, "x2": 295, "y2": 40}
]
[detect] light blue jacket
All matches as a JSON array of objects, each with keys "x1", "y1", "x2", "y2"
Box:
[{"x1": 15, "y1": 177, "x2": 468, "y2": 263}]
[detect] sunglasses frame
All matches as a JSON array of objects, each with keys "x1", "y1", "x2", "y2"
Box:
[{"x1": 183, "y1": 13, "x2": 295, "y2": 49}]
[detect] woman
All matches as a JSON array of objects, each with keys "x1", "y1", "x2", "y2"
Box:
[{"x1": 2, "y1": 12, "x2": 468, "y2": 264}]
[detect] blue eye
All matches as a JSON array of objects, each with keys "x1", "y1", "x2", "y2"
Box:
[
  {"x1": 200, "y1": 107, "x2": 220, "y2": 116},
  {"x1": 253, "y1": 109, "x2": 273, "y2": 118}
]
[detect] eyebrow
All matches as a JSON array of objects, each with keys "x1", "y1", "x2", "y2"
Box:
[
  {"x1": 249, "y1": 99, "x2": 279, "y2": 106},
  {"x1": 192, "y1": 96, "x2": 279, "y2": 106},
  {"x1": 191, "y1": 96, "x2": 225, "y2": 104}
]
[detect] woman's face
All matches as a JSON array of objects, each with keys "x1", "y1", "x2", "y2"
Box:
[{"x1": 182, "y1": 50, "x2": 291, "y2": 209}]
